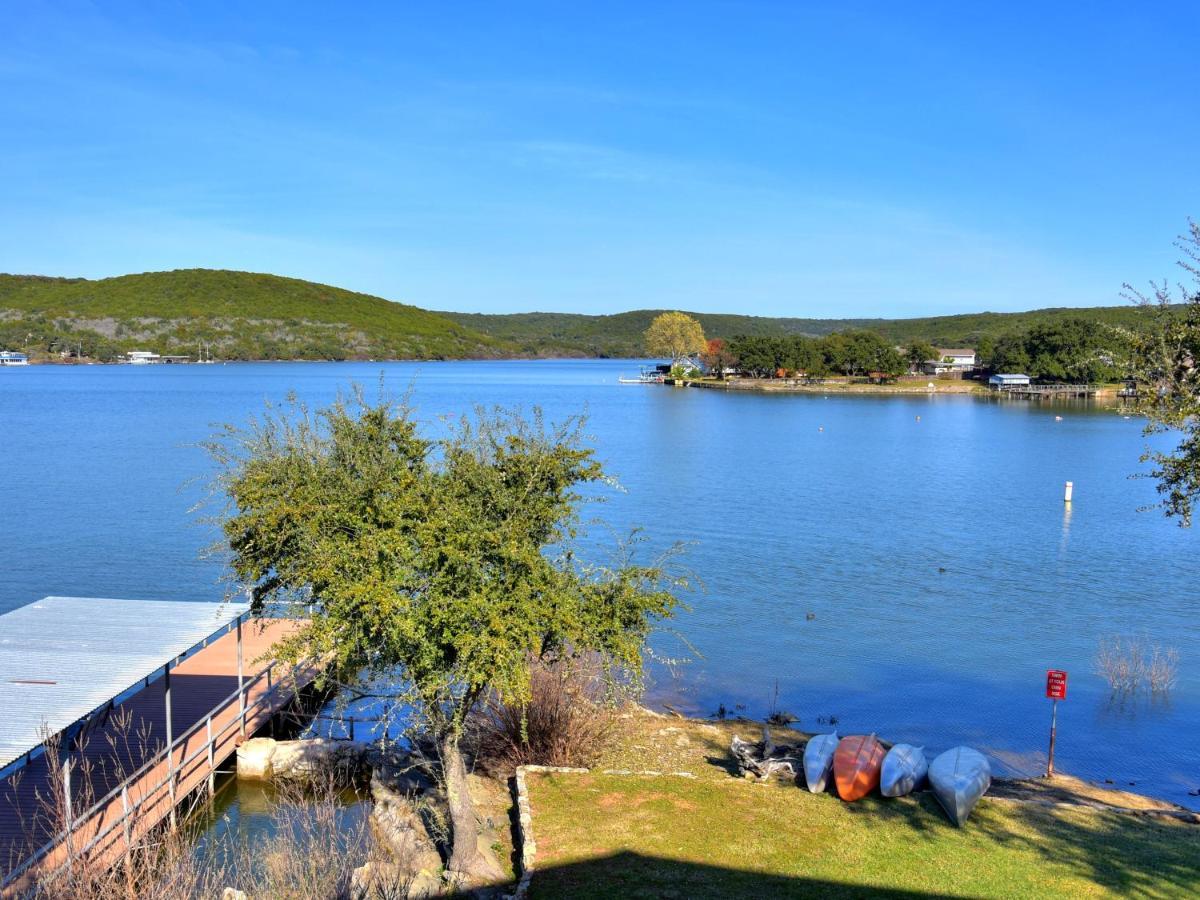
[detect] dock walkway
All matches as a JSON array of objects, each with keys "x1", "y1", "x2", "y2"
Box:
[{"x1": 1, "y1": 617, "x2": 316, "y2": 888}]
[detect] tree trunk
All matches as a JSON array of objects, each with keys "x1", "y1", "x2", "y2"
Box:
[{"x1": 440, "y1": 732, "x2": 503, "y2": 883}]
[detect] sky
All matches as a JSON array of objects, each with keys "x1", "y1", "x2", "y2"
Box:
[{"x1": 2, "y1": 1, "x2": 1198, "y2": 318}]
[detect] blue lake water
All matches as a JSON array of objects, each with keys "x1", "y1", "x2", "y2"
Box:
[{"x1": 1, "y1": 360, "x2": 1197, "y2": 808}]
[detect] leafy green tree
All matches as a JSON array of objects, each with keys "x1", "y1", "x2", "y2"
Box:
[
  {"x1": 1127, "y1": 220, "x2": 1200, "y2": 525},
  {"x1": 645, "y1": 311, "x2": 706, "y2": 364},
  {"x1": 210, "y1": 393, "x2": 683, "y2": 878},
  {"x1": 905, "y1": 340, "x2": 938, "y2": 372},
  {"x1": 989, "y1": 332, "x2": 1033, "y2": 375}
]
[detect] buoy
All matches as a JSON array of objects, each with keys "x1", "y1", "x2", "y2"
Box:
[
  {"x1": 1064, "y1": 481, "x2": 1074, "y2": 504},
  {"x1": 1055, "y1": 415, "x2": 1063, "y2": 422},
  {"x1": 916, "y1": 415, "x2": 921, "y2": 422},
  {"x1": 819, "y1": 426, "x2": 824, "y2": 432}
]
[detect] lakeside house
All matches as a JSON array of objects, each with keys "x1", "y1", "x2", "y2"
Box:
[
  {"x1": 0, "y1": 351, "x2": 29, "y2": 366},
  {"x1": 988, "y1": 373, "x2": 1031, "y2": 389},
  {"x1": 126, "y1": 351, "x2": 161, "y2": 365},
  {"x1": 922, "y1": 348, "x2": 977, "y2": 376}
]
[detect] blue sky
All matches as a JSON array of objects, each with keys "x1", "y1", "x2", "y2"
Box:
[{"x1": 2, "y1": 2, "x2": 1197, "y2": 317}]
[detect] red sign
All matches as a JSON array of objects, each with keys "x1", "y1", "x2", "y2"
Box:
[{"x1": 1046, "y1": 669, "x2": 1068, "y2": 700}]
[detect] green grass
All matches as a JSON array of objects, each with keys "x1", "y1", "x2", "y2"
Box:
[
  {"x1": 526, "y1": 772, "x2": 1200, "y2": 899},
  {"x1": 442, "y1": 305, "x2": 1167, "y2": 358},
  {"x1": 0, "y1": 269, "x2": 514, "y2": 361}
]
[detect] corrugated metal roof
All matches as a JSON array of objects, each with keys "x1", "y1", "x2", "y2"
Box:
[{"x1": 0, "y1": 596, "x2": 250, "y2": 769}]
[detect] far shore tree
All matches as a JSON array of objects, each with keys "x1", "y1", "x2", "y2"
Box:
[
  {"x1": 645, "y1": 311, "x2": 706, "y2": 364},
  {"x1": 700, "y1": 337, "x2": 737, "y2": 379},
  {"x1": 905, "y1": 339, "x2": 938, "y2": 373},
  {"x1": 1127, "y1": 219, "x2": 1200, "y2": 526},
  {"x1": 208, "y1": 392, "x2": 683, "y2": 881}
]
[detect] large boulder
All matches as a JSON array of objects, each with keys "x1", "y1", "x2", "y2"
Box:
[
  {"x1": 235, "y1": 737, "x2": 278, "y2": 780},
  {"x1": 271, "y1": 737, "x2": 366, "y2": 780},
  {"x1": 236, "y1": 736, "x2": 366, "y2": 781}
]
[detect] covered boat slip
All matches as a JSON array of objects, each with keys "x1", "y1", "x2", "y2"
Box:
[{"x1": 0, "y1": 596, "x2": 313, "y2": 887}]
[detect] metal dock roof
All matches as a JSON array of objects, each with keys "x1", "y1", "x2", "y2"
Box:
[{"x1": 0, "y1": 596, "x2": 250, "y2": 769}]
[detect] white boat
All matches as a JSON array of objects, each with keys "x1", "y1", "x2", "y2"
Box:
[
  {"x1": 928, "y1": 746, "x2": 991, "y2": 826},
  {"x1": 802, "y1": 731, "x2": 838, "y2": 793},
  {"x1": 0, "y1": 351, "x2": 29, "y2": 366},
  {"x1": 880, "y1": 743, "x2": 927, "y2": 797}
]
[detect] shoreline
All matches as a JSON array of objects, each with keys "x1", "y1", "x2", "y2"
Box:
[{"x1": 684, "y1": 377, "x2": 1125, "y2": 399}]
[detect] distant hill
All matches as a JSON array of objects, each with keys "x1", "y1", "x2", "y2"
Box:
[
  {"x1": 0, "y1": 270, "x2": 514, "y2": 361},
  {"x1": 441, "y1": 305, "x2": 1162, "y2": 358},
  {"x1": 1, "y1": 267, "x2": 1165, "y2": 363}
]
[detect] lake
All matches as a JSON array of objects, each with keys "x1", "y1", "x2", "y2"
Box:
[{"x1": 1, "y1": 360, "x2": 1197, "y2": 809}]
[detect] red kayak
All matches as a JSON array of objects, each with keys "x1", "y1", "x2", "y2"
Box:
[{"x1": 834, "y1": 734, "x2": 886, "y2": 801}]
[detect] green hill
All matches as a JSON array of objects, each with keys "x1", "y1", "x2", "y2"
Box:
[
  {"x1": 0, "y1": 269, "x2": 514, "y2": 361},
  {"x1": 440, "y1": 305, "x2": 1163, "y2": 357}
]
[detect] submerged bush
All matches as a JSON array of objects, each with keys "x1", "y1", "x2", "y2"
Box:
[{"x1": 1094, "y1": 635, "x2": 1180, "y2": 694}]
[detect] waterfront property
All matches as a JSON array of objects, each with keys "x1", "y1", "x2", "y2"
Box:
[
  {"x1": 0, "y1": 351, "x2": 29, "y2": 366},
  {"x1": 923, "y1": 348, "x2": 977, "y2": 376},
  {"x1": 0, "y1": 596, "x2": 317, "y2": 890},
  {"x1": 126, "y1": 351, "x2": 161, "y2": 365}
]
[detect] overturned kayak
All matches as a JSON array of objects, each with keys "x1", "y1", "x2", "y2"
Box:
[
  {"x1": 802, "y1": 731, "x2": 839, "y2": 793},
  {"x1": 833, "y1": 734, "x2": 886, "y2": 801},
  {"x1": 880, "y1": 744, "x2": 927, "y2": 798},
  {"x1": 929, "y1": 746, "x2": 992, "y2": 826}
]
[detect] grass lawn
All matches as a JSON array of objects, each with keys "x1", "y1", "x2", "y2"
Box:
[{"x1": 525, "y1": 770, "x2": 1200, "y2": 899}]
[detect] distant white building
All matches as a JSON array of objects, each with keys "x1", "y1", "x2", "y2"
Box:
[
  {"x1": 922, "y1": 348, "x2": 976, "y2": 375},
  {"x1": 127, "y1": 351, "x2": 161, "y2": 365},
  {"x1": 0, "y1": 351, "x2": 29, "y2": 366},
  {"x1": 989, "y1": 373, "x2": 1031, "y2": 388}
]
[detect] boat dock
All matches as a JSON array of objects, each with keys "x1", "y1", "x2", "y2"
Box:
[
  {"x1": 0, "y1": 596, "x2": 322, "y2": 891},
  {"x1": 995, "y1": 383, "x2": 1099, "y2": 399}
]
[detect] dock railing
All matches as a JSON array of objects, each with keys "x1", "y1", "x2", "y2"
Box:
[{"x1": 3, "y1": 654, "x2": 320, "y2": 890}]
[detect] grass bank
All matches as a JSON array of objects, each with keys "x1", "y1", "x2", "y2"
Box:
[{"x1": 520, "y1": 713, "x2": 1199, "y2": 898}]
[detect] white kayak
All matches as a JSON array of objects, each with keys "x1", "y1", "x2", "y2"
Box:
[
  {"x1": 880, "y1": 744, "x2": 927, "y2": 797},
  {"x1": 802, "y1": 731, "x2": 839, "y2": 793},
  {"x1": 928, "y1": 746, "x2": 991, "y2": 826}
]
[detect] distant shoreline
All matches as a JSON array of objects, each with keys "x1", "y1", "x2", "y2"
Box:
[{"x1": 683, "y1": 377, "x2": 1125, "y2": 399}]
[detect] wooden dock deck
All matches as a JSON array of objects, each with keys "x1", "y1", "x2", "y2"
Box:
[
  {"x1": 995, "y1": 383, "x2": 1099, "y2": 399},
  {"x1": 1, "y1": 617, "x2": 319, "y2": 889}
]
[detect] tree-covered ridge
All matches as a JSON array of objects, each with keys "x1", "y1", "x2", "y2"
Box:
[
  {"x1": 443, "y1": 305, "x2": 1167, "y2": 359},
  {"x1": 0, "y1": 270, "x2": 514, "y2": 361}
]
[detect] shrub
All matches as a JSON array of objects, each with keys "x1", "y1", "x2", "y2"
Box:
[
  {"x1": 471, "y1": 655, "x2": 627, "y2": 776},
  {"x1": 1094, "y1": 635, "x2": 1180, "y2": 694}
]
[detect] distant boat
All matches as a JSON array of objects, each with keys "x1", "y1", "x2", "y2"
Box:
[
  {"x1": 928, "y1": 746, "x2": 991, "y2": 826},
  {"x1": 880, "y1": 744, "x2": 927, "y2": 797},
  {"x1": 833, "y1": 734, "x2": 885, "y2": 801},
  {"x1": 618, "y1": 366, "x2": 666, "y2": 384},
  {"x1": 802, "y1": 731, "x2": 838, "y2": 793},
  {"x1": 0, "y1": 351, "x2": 29, "y2": 367}
]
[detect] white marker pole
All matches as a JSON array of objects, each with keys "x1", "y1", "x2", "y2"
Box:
[{"x1": 1064, "y1": 481, "x2": 1073, "y2": 504}]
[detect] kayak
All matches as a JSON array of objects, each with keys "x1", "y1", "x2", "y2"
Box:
[
  {"x1": 880, "y1": 744, "x2": 928, "y2": 798},
  {"x1": 833, "y1": 734, "x2": 886, "y2": 801},
  {"x1": 928, "y1": 746, "x2": 992, "y2": 826},
  {"x1": 802, "y1": 731, "x2": 839, "y2": 793}
]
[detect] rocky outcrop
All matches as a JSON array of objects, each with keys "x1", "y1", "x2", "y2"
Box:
[{"x1": 235, "y1": 736, "x2": 366, "y2": 781}]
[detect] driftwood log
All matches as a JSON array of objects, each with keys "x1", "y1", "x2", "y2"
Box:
[{"x1": 731, "y1": 728, "x2": 801, "y2": 780}]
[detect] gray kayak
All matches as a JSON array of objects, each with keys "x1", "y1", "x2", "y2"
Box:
[
  {"x1": 802, "y1": 731, "x2": 839, "y2": 793},
  {"x1": 880, "y1": 744, "x2": 927, "y2": 797},
  {"x1": 928, "y1": 746, "x2": 991, "y2": 825}
]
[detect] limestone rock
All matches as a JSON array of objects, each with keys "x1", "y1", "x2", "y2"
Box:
[
  {"x1": 236, "y1": 737, "x2": 278, "y2": 780},
  {"x1": 221, "y1": 889, "x2": 248, "y2": 900},
  {"x1": 270, "y1": 737, "x2": 366, "y2": 780},
  {"x1": 351, "y1": 860, "x2": 444, "y2": 898},
  {"x1": 369, "y1": 770, "x2": 443, "y2": 877}
]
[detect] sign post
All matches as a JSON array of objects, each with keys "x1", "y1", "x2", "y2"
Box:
[{"x1": 1045, "y1": 669, "x2": 1068, "y2": 777}]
